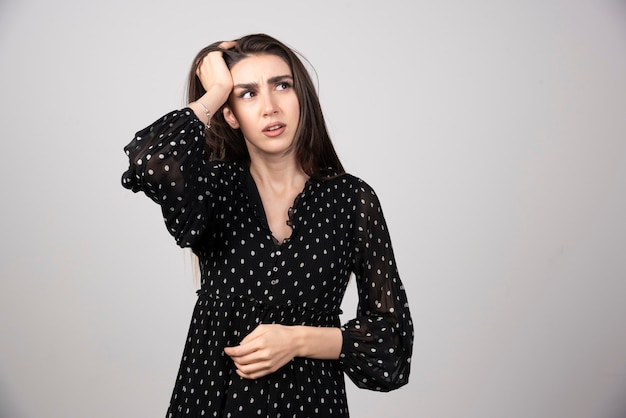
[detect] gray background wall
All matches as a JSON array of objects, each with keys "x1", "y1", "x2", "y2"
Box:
[{"x1": 1, "y1": 0, "x2": 626, "y2": 417}]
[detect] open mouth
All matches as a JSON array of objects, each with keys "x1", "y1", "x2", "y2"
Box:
[{"x1": 263, "y1": 123, "x2": 286, "y2": 136}]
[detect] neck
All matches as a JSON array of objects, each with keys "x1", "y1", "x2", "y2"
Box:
[{"x1": 249, "y1": 155, "x2": 308, "y2": 192}]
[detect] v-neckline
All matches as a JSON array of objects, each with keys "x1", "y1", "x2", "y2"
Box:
[{"x1": 243, "y1": 168, "x2": 309, "y2": 248}]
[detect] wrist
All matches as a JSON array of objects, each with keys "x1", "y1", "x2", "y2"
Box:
[
  {"x1": 291, "y1": 326, "x2": 342, "y2": 360},
  {"x1": 291, "y1": 325, "x2": 306, "y2": 358},
  {"x1": 196, "y1": 101, "x2": 211, "y2": 130},
  {"x1": 188, "y1": 85, "x2": 231, "y2": 126}
]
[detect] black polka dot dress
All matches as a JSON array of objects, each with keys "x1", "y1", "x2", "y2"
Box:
[{"x1": 122, "y1": 109, "x2": 413, "y2": 417}]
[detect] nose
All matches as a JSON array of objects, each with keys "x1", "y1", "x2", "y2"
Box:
[{"x1": 262, "y1": 93, "x2": 278, "y2": 116}]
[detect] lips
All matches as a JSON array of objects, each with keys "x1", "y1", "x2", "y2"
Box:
[{"x1": 262, "y1": 122, "x2": 286, "y2": 137}]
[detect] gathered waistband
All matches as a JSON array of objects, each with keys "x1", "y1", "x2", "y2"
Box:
[{"x1": 196, "y1": 289, "x2": 342, "y2": 327}]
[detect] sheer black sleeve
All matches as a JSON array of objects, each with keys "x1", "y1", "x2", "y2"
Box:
[
  {"x1": 339, "y1": 179, "x2": 414, "y2": 391},
  {"x1": 121, "y1": 108, "x2": 220, "y2": 249}
]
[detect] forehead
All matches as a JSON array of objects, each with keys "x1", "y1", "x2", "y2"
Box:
[{"x1": 230, "y1": 54, "x2": 292, "y2": 82}]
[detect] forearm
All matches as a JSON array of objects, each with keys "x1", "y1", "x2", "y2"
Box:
[
  {"x1": 292, "y1": 326, "x2": 342, "y2": 360},
  {"x1": 224, "y1": 324, "x2": 343, "y2": 380},
  {"x1": 188, "y1": 85, "x2": 231, "y2": 126},
  {"x1": 188, "y1": 43, "x2": 235, "y2": 125}
]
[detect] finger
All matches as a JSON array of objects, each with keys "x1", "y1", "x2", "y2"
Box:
[
  {"x1": 233, "y1": 356, "x2": 269, "y2": 371},
  {"x1": 231, "y1": 327, "x2": 264, "y2": 350},
  {"x1": 238, "y1": 329, "x2": 260, "y2": 346},
  {"x1": 224, "y1": 325, "x2": 272, "y2": 357},
  {"x1": 224, "y1": 341, "x2": 261, "y2": 358},
  {"x1": 235, "y1": 368, "x2": 266, "y2": 380},
  {"x1": 224, "y1": 345, "x2": 246, "y2": 358},
  {"x1": 218, "y1": 40, "x2": 236, "y2": 50},
  {"x1": 234, "y1": 356, "x2": 277, "y2": 376}
]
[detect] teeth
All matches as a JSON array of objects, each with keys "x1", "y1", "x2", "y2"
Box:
[{"x1": 267, "y1": 125, "x2": 281, "y2": 131}]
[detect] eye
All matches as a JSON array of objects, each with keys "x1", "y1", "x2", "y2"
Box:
[
  {"x1": 240, "y1": 90, "x2": 255, "y2": 99},
  {"x1": 276, "y1": 81, "x2": 291, "y2": 91}
]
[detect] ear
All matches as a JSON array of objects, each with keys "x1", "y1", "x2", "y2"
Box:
[{"x1": 222, "y1": 106, "x2": 240, "y2": 129}]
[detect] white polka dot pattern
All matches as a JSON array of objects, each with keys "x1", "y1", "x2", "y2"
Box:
[{"x1": 122, "y1": 109, "x2": 413, "y2": 417}]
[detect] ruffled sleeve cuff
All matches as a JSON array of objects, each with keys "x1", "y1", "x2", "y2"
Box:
[
  {"x1": 339, "y1": 315, "x2": 412, "y2": 392},
  {"x1": 121, "y1": 108, "x2": 212, "y2": 248}
]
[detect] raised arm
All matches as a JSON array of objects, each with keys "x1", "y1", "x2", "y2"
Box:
[
  {"x1": 188, "y1": 41, "x2": 236, "y2": 127},
  {"x1": 121, "y1": 43, "x2": 236, "y2": 248}
]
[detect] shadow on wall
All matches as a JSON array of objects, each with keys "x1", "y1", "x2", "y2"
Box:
[{"x1": 0, "y1": 379, "x2": 25, "y2": 418}]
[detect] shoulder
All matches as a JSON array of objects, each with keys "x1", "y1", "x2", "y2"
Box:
[
  {"x1": 152, "y1": 107, "x2": 198, "y2": 127},
  {"x1": 205, "y1": 160, "x2": 247, "y2": 185},
  {"x1": 315, "y1": 173, "x2": 383, "y2": 213},
  {"x1": 322, "y1": 173, "x2": 379, "y2": 197},
  {"x1": 206, "y1": 160, "x2": 245, "y2": 172}
]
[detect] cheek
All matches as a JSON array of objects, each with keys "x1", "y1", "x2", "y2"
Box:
[
  {"x1": 286, "y1": 95, "x2": 300, "y2": 117},
  {"x1": 292, "y1": 100, "x2": 301, "y2": 124}
]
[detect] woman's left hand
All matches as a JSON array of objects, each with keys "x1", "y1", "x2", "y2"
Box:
[{"x1": 224, "y1": 324, "x2": 298, "y2": 379}]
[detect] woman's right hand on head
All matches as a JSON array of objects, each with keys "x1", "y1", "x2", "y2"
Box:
[
  {"x1": 196, "y1": 41, "x2": 236, "y2": 103},
  {"x1": 189, "y1": 41, "x2": 236, "y2": 125}
]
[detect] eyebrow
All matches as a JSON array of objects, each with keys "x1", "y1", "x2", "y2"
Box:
[{"x1": 233, "y1": 74, "x2": 293, "y2": 90}]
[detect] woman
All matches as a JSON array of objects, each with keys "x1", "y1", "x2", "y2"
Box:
[{"x1": 122, "y1": 33, "x2": 413, "y2": 417}]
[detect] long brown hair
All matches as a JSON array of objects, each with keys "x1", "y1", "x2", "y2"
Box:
[{"x1": 186, "y1": 33, "x2": 344, "y2": 179}]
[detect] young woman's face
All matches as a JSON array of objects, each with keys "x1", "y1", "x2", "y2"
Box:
[{"x1": 223, "y1": 54, "x2": 300, "y2": 160}]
